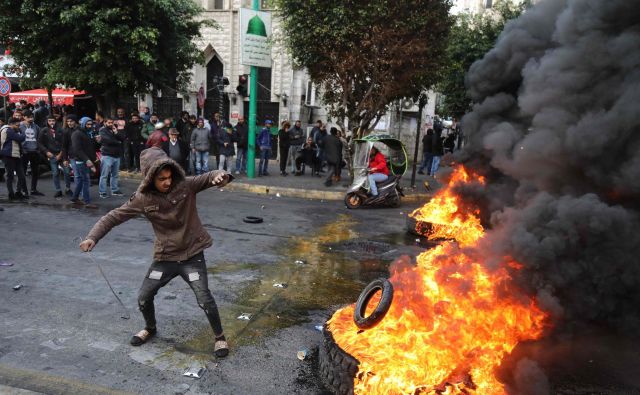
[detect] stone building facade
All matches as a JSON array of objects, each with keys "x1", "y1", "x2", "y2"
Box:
[{"x1": 171, "y1": 0, "x2": 327, "y2": 132}]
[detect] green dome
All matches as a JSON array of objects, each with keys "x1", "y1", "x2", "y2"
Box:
[{"x1": 247, "y1": 15, "x2": 267, "y2": 37}]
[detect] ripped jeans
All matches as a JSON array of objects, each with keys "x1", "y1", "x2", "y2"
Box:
[{"x1": 137, "y1": 251, "x2": 223, "y2": 336}]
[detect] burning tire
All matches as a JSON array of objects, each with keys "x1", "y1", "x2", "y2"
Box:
[
  {"x1": 318, "y1": 325, "x2": 360, "y2": 395},
  {"x1": 406, "y1": 215, "x2": 434, "y2": 237},
  {"x1": 353, "y1": 278, "x2": 394, "y2": 330}
]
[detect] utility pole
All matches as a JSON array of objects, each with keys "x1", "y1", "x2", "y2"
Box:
[{"x1": 246, "y1": 0, "x2": 260, "y2": 179}]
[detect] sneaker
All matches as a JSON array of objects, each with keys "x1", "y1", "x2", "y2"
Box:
[
  {"x1": 111, "y1": 190, "x2": 124, "y2": 196},
  {"x1": 54, "y1": 191, "x2": 63, "y2": 198},
  {"x1": 263, "y1": 172, "x2": 270, "y2": 176},
  {"x1": 130, "y1": 327, "x2": 156, "y2": 346},
  {"x1": 16, "y1": 192, "x2": 28, "y2": 200},
  {"x1": 294, "y1": 171, "x2": 302, "y2": 176},
  {"x1": 70, "y1": 198, "x2": 83, "y2": 205},
  {"x1": 418, "y1": 170, "x2": 425, "y2": 175},
  {"x1": 99, "y1": 193, "x2": 108, "y2": 199},
  {"x1": 84, "y1": 203, "x2": 98, "y2": 209},
  {"x1": 30, "y1": 190, "x2": 44, "y2": 196},
  {"x1": 65, "y1": 188, "x2": 73, "y2": 196}
]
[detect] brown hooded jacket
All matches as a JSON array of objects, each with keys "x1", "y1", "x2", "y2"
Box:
[{"x1": 86, "y1": 147, "x2": 231, "y2": 261}]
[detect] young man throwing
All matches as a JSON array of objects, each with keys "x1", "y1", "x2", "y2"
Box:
[{"x1": 79, "y1": 147, "x2": 232, "y2": 357}]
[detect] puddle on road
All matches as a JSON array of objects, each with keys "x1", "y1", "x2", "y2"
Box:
[{"x1": 176, "y1": 214, "x2": 398, "y2": 356}]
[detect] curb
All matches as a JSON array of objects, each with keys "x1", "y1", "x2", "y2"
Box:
[{"x1": 120, "y1": 173, "x2": 432, "y2": 202}]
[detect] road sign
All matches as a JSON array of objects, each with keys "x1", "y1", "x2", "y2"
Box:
[{"x1": 0, "y1": 77, "x2": 10, "y2": 97}]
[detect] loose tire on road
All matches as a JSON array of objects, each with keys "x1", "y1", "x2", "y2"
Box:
[
  {"x1": 318, "y1": 325, "x2": 360, "y2": 395},
  {"x1": 242, "y1": 216, "x2": 264, "y2": 224},
  {"x1": 344, "y1": 193, "x2": 362, "y2": 209},
  {"x1": 353, "y1": 278, "x2": 394, "y2": 330}
]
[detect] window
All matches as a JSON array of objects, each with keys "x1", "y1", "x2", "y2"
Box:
[
  {"x1": 261, "y1": 0, "x2": 272, "y2": 9},
  {"x1": 207, "y1": 0, "x2": 224, "y2": 10},
  {"x1": 484, "y1": 0, "x2": 493, "y2": 8}
]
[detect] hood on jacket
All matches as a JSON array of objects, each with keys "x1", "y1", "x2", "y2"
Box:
[
  {"x1": 79, "y1": 117, "x2": 92, "y2": 129},
  {"x1": 138, "y1": 147, "x2": 185, "y2": 194}
]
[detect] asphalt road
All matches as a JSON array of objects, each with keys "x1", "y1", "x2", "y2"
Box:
[{"x1": 0, "y1": 177, "x2": 424, "y2": 395}]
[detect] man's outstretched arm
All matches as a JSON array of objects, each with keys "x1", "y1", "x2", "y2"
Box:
[
  {"x1": 80, "y1": 196, "x2": 144, "y2": 252},
  {"x1": 187, "y1": 170, "x2": 234, "y2": 193}
]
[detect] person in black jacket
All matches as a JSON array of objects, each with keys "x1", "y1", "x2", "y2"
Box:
[
  {"x1": 233, "y1": 117, "x2": 248, "y2": 175},
  {"x1": 418, "y1": 128, "x2": 434, "y2": 175},
  {"x1": 278, "y1": 121, "x2": 290, "y2": 176},
  {"x1": 322, "y1": 127, "x2": 343, "y2": 186},
  {"x1": 287, "y1": 120, "x2": 305, "y2": 174},
  {"x1": 38, "y1": 115, "x2": 71, "y2": 197},
  {"x1": 98, "y1": 117, "x2": 125, "y2": 198},
  {"x1": 70, "y1": 117, "x2": 98, "y2": 207},
  {"x1": 126, "y1": 113, "x2": 145, "y2": 172},
  {"x1": 431, "y1": 123, "x2": 445, "y2": 177}
]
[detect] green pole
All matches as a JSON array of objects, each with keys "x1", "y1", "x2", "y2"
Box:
[{"x1": 246, "y1": 0, "x2": 260, "y2": 179}]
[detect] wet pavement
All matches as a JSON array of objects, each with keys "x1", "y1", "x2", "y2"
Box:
[{"x1": 0, "y1": 176, "x2": 426, "y2": 394}]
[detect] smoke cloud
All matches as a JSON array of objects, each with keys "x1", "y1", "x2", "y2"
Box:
[{"x1": 458, "y1": 0, "x2": 640, "y2": 332}]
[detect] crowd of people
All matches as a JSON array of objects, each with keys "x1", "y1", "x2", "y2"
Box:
[{"x1": 0, "y1": 99, "x2": 361, "y2": 207}]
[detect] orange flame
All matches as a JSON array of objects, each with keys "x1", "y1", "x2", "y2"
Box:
[
  {"x1": 410, "y1": 166, "x2": 485, "y2": 246},
  {"x1": 328, "y1": 165, "x2": 549, "y2": 394}
]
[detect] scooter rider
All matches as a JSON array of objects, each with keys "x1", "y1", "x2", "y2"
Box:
[
  {"x1": 78, "y1": 147, "x2": 233, "y2": 357},
  {"x1": 368, "y1": 146, "x2": 388, "y2": 197}
]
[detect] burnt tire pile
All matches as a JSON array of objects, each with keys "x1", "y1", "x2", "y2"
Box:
[{"x1": 318, "y1": 326, "x2": 360, "y2": 395}]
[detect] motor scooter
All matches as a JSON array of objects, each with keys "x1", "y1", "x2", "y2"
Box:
[{"x1": 344, "y1": 134, "x2": 407, "y2": 209}]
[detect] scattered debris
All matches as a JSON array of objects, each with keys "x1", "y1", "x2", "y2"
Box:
[
  {"x1": 237, "y1": 313, "x2": 252, "y2": 321},
  {"x1": 294, "y1": 259, "x2": 306, "y2": 265},
  {"x1": 424, "y1": 180, "x2": 432, "y2": 191},
  {"x1": 13, "y1": 284, "x2": 22, "y2": 290},
  {"x1": 183, "y1": 365, "x2": 206, "y2": 379},
  {"x1": 0, "y1": 261, "x2": 14, "y2": 267},
  {"x1": 273, "y1": 283, "x2": 288, "y2": 288},
  {"x1": 297, "y1": 349, "x2": 310, "y2": 360},
  {"x1": 164, "y1": 294, "x2": 177, "y2": 300},
  {"x1": 276, "y1": 193, "x2": 281, "y2": 197},
  {"x1": 399, "y1": 211, "x2": 404, "y2": 215},
  {"x1": 314, "y1": 325, "x2": 323, "y2": 332},
  {"x1": 415, "y1": 238, "x2": 420, "y2": 243},
  {"x1": 261, "y1": 205, "x2": 265, "y2": 210}
]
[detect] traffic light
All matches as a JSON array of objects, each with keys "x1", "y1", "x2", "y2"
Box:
[{"x1": 237, "y1": 74, "x2": 248, "y2": 97}]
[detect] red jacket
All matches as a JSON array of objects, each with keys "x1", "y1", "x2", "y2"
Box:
[{"x1": 369, "y1": 152, "x2": 389, "y2": 175}]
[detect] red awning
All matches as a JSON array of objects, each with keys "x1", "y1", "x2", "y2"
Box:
[{"x1": 8, "y1": 88, "x2": 86, "y2": 106}]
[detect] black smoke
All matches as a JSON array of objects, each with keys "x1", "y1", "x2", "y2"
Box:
[{"x1": 457, "y1": 0, "x2": 640, "y2": 334}]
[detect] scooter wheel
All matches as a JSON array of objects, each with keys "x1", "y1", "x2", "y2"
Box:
[
  {"x1": 344, "y1": 193, "x2": 362, "y2": 209},
  {"x1": 353, "y1": 278, "x2": 394, "y2": 329}
]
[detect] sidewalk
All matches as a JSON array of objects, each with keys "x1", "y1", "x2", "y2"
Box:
[{"x1": 121, "y1": 159, "x2": 439, "y2": 203}]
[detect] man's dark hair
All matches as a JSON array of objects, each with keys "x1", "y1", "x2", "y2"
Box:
[
  {"x1": 151, "y1": 113, "x2": 159, "y2": 118},
  {"x1": 131, "y1": 112, "x2": 140, "y2": 118},
  {"x1": 8, "y1": 117, "x2": 20, "y2": 124},
  {"x1": 330, "y1": 127, "x2": 338, "y2": 135},
  {"x1": 47, "y1": 114, "x2": 56, "y2": 120},
  {"x1": 189, "y1": 115, "x2": 197, "y2": 120},
  {"x1": 295, "y1": 120, "x2": 301, "y2": 123},
  {"x1": 22, "y1": 110, "x2": 33, "y2": 117},
  {"x1": 96, "y1": 110, "x2": 104, "y2": 118},
  {"x1": 317, "y1": 120, "x2": 322, "y2": 124}
]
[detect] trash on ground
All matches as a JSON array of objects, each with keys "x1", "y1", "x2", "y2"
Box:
[
  {"x1": 276, "y1": 193, "x2": 281, "y2": 197},
  {"x1": 415, "y1": 238, "x2": 420, "y2": 243},
  {"x1": 273, "y1": 283, "x2": 288, "y2": 288},
  {"x1": 13, "y1": 284, "x2": 22, "y2": 290},
  {"x1": 0, "y1": 261, "x2": 14, "y2": 267},
  {"x1": 314, "y1": 325, "x2": 323, "y2": 332},
  {"x1": 164, "y1": 294, "x2": 177, "y2": 300},
  {"x1": 237, "y1": 313, "x2": 252, "y2": 321},
  {"x1": 297, "y1": 349, "x2": 310, "y2": 360},
  {"x1": 183, "y1": 365, "x2": 206, "y2": 379},
  {"x1": 294, "y1": 259, "x2": 306, "y2": 265},
  {"x1": 261, "y1": 205, "x2": 265, "y2": 210}
]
